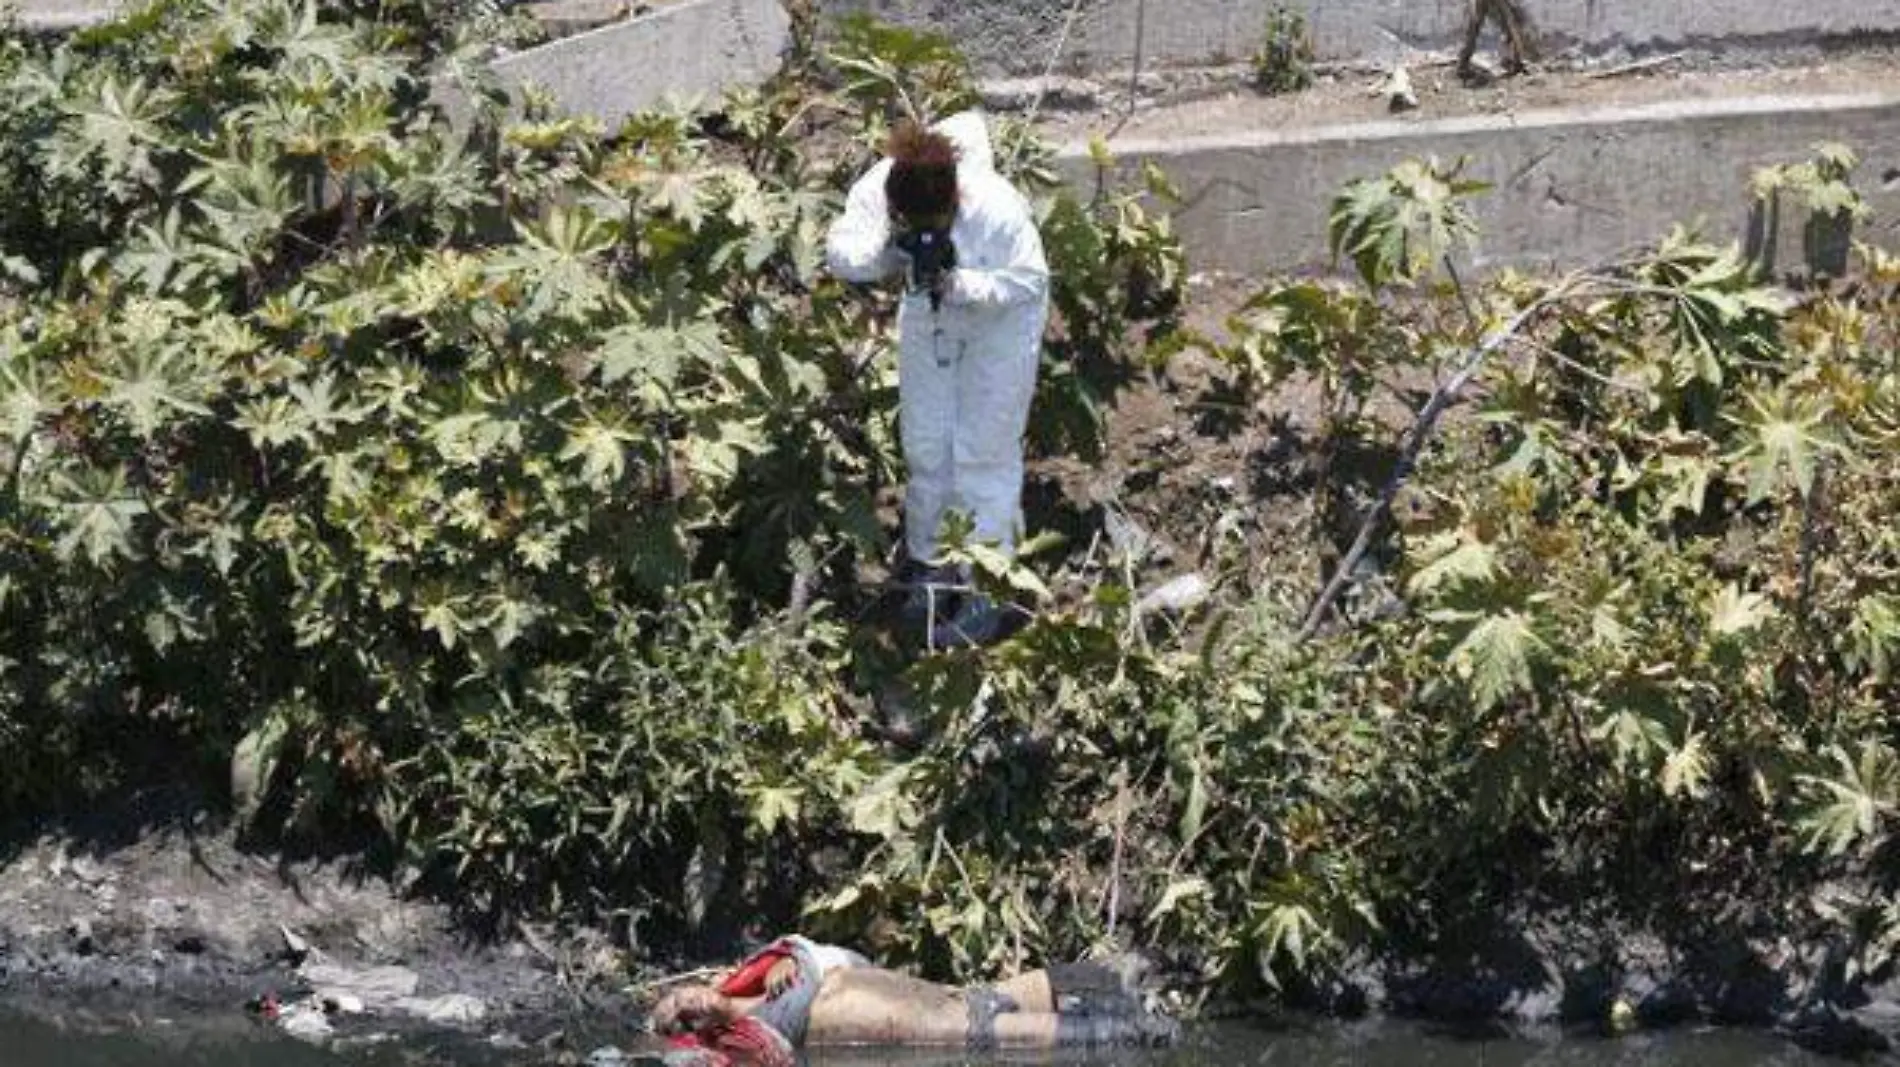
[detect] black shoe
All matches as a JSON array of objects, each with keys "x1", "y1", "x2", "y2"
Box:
[
  {"x1": 928, "y1": 594, "x2": 1011, "y2": 651},
  {"x1": 898, "y1": 563, "x2": 962, "y2": 632}
]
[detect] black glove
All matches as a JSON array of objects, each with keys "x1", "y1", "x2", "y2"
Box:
[{"x1": 894, "y1": 226, "x2": 958, "y2": 311}]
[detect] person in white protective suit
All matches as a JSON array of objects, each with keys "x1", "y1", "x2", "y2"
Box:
[{"x1": 825, "y1": 111, "x2": 1050, "y2": 649}]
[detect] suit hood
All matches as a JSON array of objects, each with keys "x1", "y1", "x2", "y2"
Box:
[{"x1": 933, "y1": 110, "x2": 995, "y2": 174}]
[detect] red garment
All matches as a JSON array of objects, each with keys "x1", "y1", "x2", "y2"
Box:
[
  {"x1": 665, "y1": 1016, "x2": 795, "y2": 1067},
  {"x1": 716, "y1": 939, "x2": 796, "y2": 998},
  {"x1": 662, "y1": 939, "x2": 803, "y2": 1067}
]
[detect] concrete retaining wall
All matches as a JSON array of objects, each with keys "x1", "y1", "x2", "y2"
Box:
[
  {"x1": 483, "y1": 0, "x2": 790, "y2": 126},
  {"x1": 821, "y1": 0, "x2": 1900, "y2": 74},
  {"x1": 14, "y1": 0, "x2": 121, "y2": 30},
  {"x1": 1058, "y1": 92, "x2": 1900, "y2": 276}
]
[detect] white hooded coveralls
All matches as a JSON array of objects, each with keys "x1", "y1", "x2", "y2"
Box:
[{"x1": 825, "y1": 111, "x2": 1051, "y2": 563}]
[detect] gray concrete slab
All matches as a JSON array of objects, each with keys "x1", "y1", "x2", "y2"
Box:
[
  {"x1": 1057, "y1": 91, "x2": 1900, "y2": 276},
  {"x1": 822, "y1": 0, "x2": 1900, "y2": 74},
  {"x1": 486, "y1": 0, "x2": 790, "y2": 125},
  {"x1": 12, "y1": 0, "x2": 122, "y2": 31}
]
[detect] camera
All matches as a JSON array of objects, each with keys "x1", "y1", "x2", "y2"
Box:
[{"x1": 894, "y1": 226, "x2": 958, "y2": 311}]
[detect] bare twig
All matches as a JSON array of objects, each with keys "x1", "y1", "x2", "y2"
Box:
[
  {"x1": 1297, "y1": 281, "x2": 1574, "y2": 641},
  {"x1": 1443, "y1": 256, "x2": 1482, "y2": 338},
  {"x1": 1587, "y1": 52, "x2": 1686, "y2": 80},
  {"x1": 1107, "y1": 0, "x2": 1149, "y2": 139},
  {"x1": 626, "y1": 966, "x2": 727, "y2": 999},
  {"x1": 1513, "y1": 335, "x2": 1648, "y2": 394},
  {"x1": 1798, "y1": 458, "x2": 1829, "y2": 628},
  {"x1": 1021, "y1": 0, "x2": 1090, "y2": 131},
  {"x1": 1105, "y1": 773, "x2": 1130, "y2": 941},
  {"x1": 938, "y1": 827, "x2": 979, "y2": 898}
]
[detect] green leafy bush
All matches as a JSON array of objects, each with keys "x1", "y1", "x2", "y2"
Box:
[
  {"x1": 1252, "y1": 6, "x2": 1316, "y2": 97},
  {"x1": 0, "y1": 0, "x2": 1182, "y2": 943}
]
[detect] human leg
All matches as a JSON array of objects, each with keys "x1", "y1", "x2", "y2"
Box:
[
  {"x1": 804, "y1": 967, "x2": 968, "y2": 1046},
  {"x1": 802, "y1": 961, "x2": 1174, "y2": 1051},
  {"x1": 898, "y1": 317, "x2": 958, "y2": 565},
  {"x1": 897, "y1": 316, "x2": 964, "y2": 630},
  {"x1": 932, "y1": 313, "x2": 1041, "y2": 648},
  {"x1": 949, "y1": 318, "x2": 1039, "y2": 554}
]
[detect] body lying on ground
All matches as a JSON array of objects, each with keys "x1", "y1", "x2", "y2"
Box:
[{"x1": 636, "y1": 935, "x2": 1178, "y2": 1066}]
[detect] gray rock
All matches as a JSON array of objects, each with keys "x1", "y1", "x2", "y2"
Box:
[
  {"x1": 68, "y1": 918, "x2": 95, "y2": 957},
  {"x1": 301, "y1": 960, "x2": 423, "y2": 1003},
  {"x1": 1136, "y1": 573, "x2": 1211, "y2": 616},
  {"x1": 393, "y1": 992, "x2": 489, "y2": 1026},
  {"x1": 67, "y1": 854, "x2": 109, "y2": 887},
  {"x1": 979, "y1": 75, "x2": 1104, "y2": 113}
]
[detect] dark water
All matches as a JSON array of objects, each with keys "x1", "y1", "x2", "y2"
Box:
[{"x1": 0, "y1": 1009, "x2": 1836, "y2": 1067}]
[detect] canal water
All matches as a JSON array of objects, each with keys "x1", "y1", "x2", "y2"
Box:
[{"x1": 0, "y1": 1007, "x2": 1836, "y2": 1067}]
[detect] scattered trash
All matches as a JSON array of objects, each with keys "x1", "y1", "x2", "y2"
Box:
[
  {"x1": 1104, "y1": 505, "x2": 1156, "y2": 560},
  {"x1": 277, "y1": 1001, "x2": 335, "y2": 1042},
  {"x1": 1383, "y1": 64, "x2": 1419, "y2": 111},
  {"x1": 1588, "y1": 51, "x2": 1686, "y2": 80},
  {"x1": 301, "y1": 960, "x2": 420, "y2": 1003},
  {"x1": 278, "y1": 923, "x2": 313, "y2": 965},
  {"x1": 1136, "y1": 573, "x2": 1211, "y2": 617},
  {"x1": 248, "y1": 932, "x2": 491, "y2": 1046},
  {"x1": 394, "y1": 992, "x2": 488, "y2": 1026}
]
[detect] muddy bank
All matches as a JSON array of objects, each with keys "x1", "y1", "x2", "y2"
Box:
[
  {"x1": 3, "y1": 806, "x2": 1898, "y2": 1060},
  {"x1": 1268, "y1": 906, "x2": 1900, "y2": 1058},
  {"x1": 0, "y1": 798, "x2": 651, "y2": 1057}
]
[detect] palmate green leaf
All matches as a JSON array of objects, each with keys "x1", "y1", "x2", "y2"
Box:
[
  {"x1": 1844, "y1": 594, "x2": 1900, "y2": 681},
  {"x1": 50, "y1": 465, "x2": 148, "y2": 565},
  {"x1": 1255, "y1": 901, "x2": 1324, "y2": 989},
  {"x1": 288, "y1": 374, "x2": 365, "y2": 442},
  {"x1": 494, "y1": 205, "x2": 621, "y2": 320},
  {"x1": 1405, "y1": 529, "x2": 1500, "y2": 598},
  {"x1": 679, "y1": 412, "x2": 767, "y2": 487},
  {"x1": 1727, "y1": 387, "x2": 1840, "y2": 504},
  {"x1": 848, "y1": 765, "x2": 918, "y2": 840},
  {"x1": 118, "y1": 207, "x2": 220, "y2": 294},
  {"x1": 62, "y1": 71, "x2": 177, "y2": 191},
  {"x1": 1706, "y1": 583, "x2": 1777, "y2": 639},
  {"x1": 1445, "y1": 609, "x2": 1545, "y2": 712},
  {"x1": 484, "y1": 585, "x2": 542, "y2": 650},
  {"x1": 1654, "y1": 450, "x2": 1719, "y2": 520},
  {"x1": 1592, "y1": 708, "x2": 1668, "y2": 771},
  {"x1": 1660, "y1": 730, "x2": 1712, "y2": 800},
  {"x1": 1147, "y1": 876, "x2": 1209, "y2": 924},
  {"x1": 415, "y1": 583, "x2": 473, "y2": 651},
  {"x1": 1796, "y1": 743, "x2": 1900, "y2": 857},
  {"x1": 594, "y1": 319, "x2": 727, "y2": 397},
  {"x1": 749, "y1": 782, "x2": 803, "y2": 835},
  {"x1": 646, "y1": 169, "x2": 709, "y2": 233},
  {"x1": 231, "y1": 394, "x2": 304, "y2": 450},
  {"x1": 1329, "y1": 157, "x2": 1484, "y2": 290},
  {"x1": 559, "y1": 412, "x2": 637, "y2": 488},
  {"x1": 428, "y1": 408, "x2": 523, "y2": 466},
  {"x1": 0, "y1": 356, "x2": 61, "y2": 443},
  {"x1": 1645, "y1": 231, "x2": 1790, "y2": 385},
  {"x1": 190, "y1": 136, "x2": 300, "y2": 260}
]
